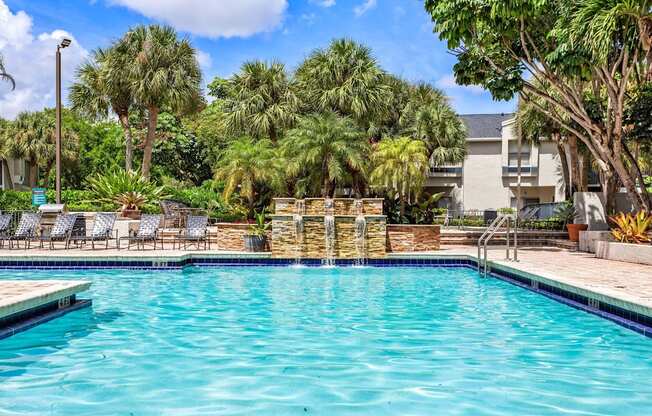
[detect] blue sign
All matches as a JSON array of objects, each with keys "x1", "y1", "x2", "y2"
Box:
[{"x1": 31, "y1": 188, "x2": 47, "y2": 206}]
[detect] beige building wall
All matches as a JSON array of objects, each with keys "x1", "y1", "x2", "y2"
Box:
[{"x1": 426, "y1": 115, "x2": 565, "y2": 211}]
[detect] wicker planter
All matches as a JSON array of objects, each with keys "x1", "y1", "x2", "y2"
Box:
[{"x1": 244, "y1": 235, "x2": 268, "y2": 252}]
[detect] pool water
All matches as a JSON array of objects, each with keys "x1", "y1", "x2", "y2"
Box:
[{"x1": 1, "y1": 266, "x2": 651, "y2": 415}]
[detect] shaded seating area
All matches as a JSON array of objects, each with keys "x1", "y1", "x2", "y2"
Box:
[
  {"x1": 160, "y1": 200, "x2": 203, "y2": 228},
  {"x1": 39, "y1": 213, "x2": 79, "y2": 249},
  {"x1": 121, "y1": 214, "x2": 162, "y2": 250},
  {"x1": 76, "y1": 212, "x2": 119, "y2": 249}
]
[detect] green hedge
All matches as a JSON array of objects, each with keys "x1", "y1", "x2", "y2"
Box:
[{"x1": 0, "y1": 190, "x2": 115, "y2": 212}]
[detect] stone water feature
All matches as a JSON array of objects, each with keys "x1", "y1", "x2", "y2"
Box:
[{"x1": 271, "y1": 198, "x2": 386, "y2": 260}]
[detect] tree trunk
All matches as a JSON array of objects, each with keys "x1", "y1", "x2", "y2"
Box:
[
  {"x1": 399, "y1": 192, "x2": 406, "y2": 219},
  {"x1": 118, "y1": 112, "x2": 133, "y2": 172},
  {"x1": 141, "y1": 106, "x2": 159, "y2": 180},
  {"x1": 607, "y1": 143, "x2": 649, "y2": 211},
  {"x1": 1, "y1": 161, "x2": 13, "y2": 190},
  {"x1": 269, "y1": 125, "x2": 277, "y2": 144},
  {"x1": 623, "y1": 142, "x2": 651, "y2": 209},
  {"x1": 578, "y1": 153, "x2": 588, "y2": 192},
  {"x1": 28, "y1": 161, "x2": 37, "y2": 188},
  {"x1": 566, "y1": 135, "x2": 583, "y2": 195},
  {"x1": 600, "y1": 171, "x2": 617, "y2": 214},
  {"x1": 556, "y1": 140, "x2": 571, "y2": 199}
]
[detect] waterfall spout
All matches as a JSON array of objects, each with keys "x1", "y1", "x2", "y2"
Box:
[
  {"x1": 324, "y1": 215, "x2": 336, "y2": 266},
  {"x1": 354, "y1": 214, "x2": 367, "y2": 266}
]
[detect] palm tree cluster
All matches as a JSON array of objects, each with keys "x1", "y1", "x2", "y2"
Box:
[
  {"x1": 69, "y1": 24, "x2": 202, "y2": 179},
  {"x1": 214, "y1": 38, "x2": 466, "y2": 216}
]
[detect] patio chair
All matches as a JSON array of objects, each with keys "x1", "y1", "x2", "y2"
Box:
[
  {"x1": 160, "y1": 200, "x2": 188, "y2": 228},
  {"x1": 39, "y1": 213, "x2": 79, "y2": 250},
  {"x1": 177, "y1": 215, "x2": 209, "y2": 250},
  {"x1": 8, "y1": 212, "x2": 42, "y2": 250},
  {"x1": 122, "y1": 214, "x2": 162, "y2": 250},
  {"x1": 484, "y1": 210, "x2": 498, "y2": 226},
  {"x1": 0, "y1": 213, "x2": 13, "y2": 249},
  {"x1": 78, "y1": 212, "x2": 118, "y2": 249}
]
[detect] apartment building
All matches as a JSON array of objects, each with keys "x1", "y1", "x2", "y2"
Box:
[
  {"x1": 0, "y1": 158, "x2": 28, "y2": 190},
  {"x1": 426, "y1": 113, "x2": 566, "y2": 211}
]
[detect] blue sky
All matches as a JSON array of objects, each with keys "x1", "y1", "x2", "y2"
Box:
[{"x1": 0, "y1": 0, "x2": 515, "y2": 119}]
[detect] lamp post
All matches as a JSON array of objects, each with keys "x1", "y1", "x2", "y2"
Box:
[{"x1": 55, "y1": 37, "x2": 71, "y2": 204}]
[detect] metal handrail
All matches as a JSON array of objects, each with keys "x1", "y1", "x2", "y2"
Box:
[{"x1": 478, "y1": 214, "x2": 515, "y2": 276}]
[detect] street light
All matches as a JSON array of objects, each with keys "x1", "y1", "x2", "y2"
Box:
[{"x1": 55, "y1": 37, "x2": 71, "y2": 204}]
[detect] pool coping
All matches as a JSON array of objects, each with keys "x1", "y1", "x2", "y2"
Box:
[{"x1": 0, "y1": 252, "x2": 650, "y2": 338}]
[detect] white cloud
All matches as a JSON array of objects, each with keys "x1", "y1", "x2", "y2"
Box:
[
  {"x1": 195, "y1": 49, "x2": 212, "y2": 70},
  {"x1": 436, "y1": 74, "x2": 485, "y2": 95},
  {"x1": 0, "y1": 1, "x2": 88, "y2": 119},
  {"x1": 354, "y1": 0, "x2": 377, "y2": 17},
  {"x1": 110, "y1": 0, "x2": 288, "y2": 38},
  {"x1": 310, "y1": 0, "x2": 335, "y2": 7}
]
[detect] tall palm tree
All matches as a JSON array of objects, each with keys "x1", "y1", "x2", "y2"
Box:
[
  {"x1": 281, "y1": 112, "x2": 369, "y2": 197},
  {"x1": 224, "y1": 61, "x2": 299, "y2": 143},
  {"x1": 8, "y1": 111, "x2": 78, "y2": 187},
  {"x1": 120, "y1": 24, "x2": 202, "y2": 179},
  {"x1": 69, "y1": 46, "x2": 136, "y2": 170},
  {"x1": 400, "y1": 83, "x2": 467, "y2": 166},
  {"x1": 295, "y1": 39, "x2": 391, "y2": 130},
  {"x1": 370, "y1": 137, "x2": 429, "y2": 218},
  {"x1": 214, "y1": 137, "x2": 279, "y2": 215},
  {"x1": 0, "y1": 54, "x2": 15, "y2": 90}
]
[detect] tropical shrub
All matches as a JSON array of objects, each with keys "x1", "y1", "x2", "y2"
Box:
[
  {"x1": 87, "y1": 169, "x2": 167, "y2": 212},
  {"x1": 164, "y1": 180, "x2": 248, "y2": 222},
  {"x1": 609, "y1": 210, "x2": 652, "y2": 244}
]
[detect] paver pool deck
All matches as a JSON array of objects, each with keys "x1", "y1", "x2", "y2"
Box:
[{"x1": 0, "y1": 245, "x2": 650, "y2": 321}]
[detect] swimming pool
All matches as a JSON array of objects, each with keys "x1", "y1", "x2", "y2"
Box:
[{"x1": 1, "y1": 266, "x2": 651, "y2": 415}]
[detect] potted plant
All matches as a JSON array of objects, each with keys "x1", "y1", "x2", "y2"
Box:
[
  {"x1": 116, "y1": 191, "x2": 146, "y2": 219},
  {"x1": 244, "y1": 209, "x2": 270, "y2": 252},
  {"x1": 556, "y1": 200, "x2": 586, "y2": 242}
]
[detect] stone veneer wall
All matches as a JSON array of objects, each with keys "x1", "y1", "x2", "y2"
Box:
[
  {"x1": 210, "y1": 223, "x2": 271, "y2": 251},
  {"x1": 362, "y1": 199, "x2": 384, "y2": 215},
  {"x1": 386, "y1": 225, "x2": 441, "y2": 252},
  {"x1": 270, "y1": 215, "x2": 387, "y2": 258}
]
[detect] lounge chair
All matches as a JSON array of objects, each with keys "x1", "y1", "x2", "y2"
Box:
[
  {"x1": 39, "y1": 213, "x2": 79, "y2": 249},
  {"x1": 8, "y1": 212, "x2": 42, "y2": 250},
  {"x1": 0, "y1": 214, "x2": 12, "y2": 249},
  {"x1": 177, "y1": 215, "x2": 209, "y2": 250},
  {"x1": 122, "y1": 214, "x2": 162, "y2": 250},
  {"x1": 78, "y1": 212, "x2": 118, "y2": 249}
]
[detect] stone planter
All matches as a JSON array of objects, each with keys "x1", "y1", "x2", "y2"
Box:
[
  {"x1": 121, "y1": 209, "x2": 141, "y2": 220},
  {"x1": 595, "y1": 241, "x2": 652, "y2": 266},
  {"x1": 579, "y1": 231, "x2": 613, "y2": 253},
  {"x1": 244, "y1": 235, "x2": 268, "y2": 252},
  {"x1": 567, "y1": 223, "x2": 588, "y2": 242}
]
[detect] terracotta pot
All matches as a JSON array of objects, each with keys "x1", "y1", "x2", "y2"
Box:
[
  {"x1": 121, "y1": 209, "x2": 141, "y2": 220},
  {"x1": 567, "y1": 223, "x2": 588, "y2": 242}
]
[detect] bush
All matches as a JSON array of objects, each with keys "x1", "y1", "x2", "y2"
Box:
[
  {"x1": 0, "y1": 189, "x2": 115, "y2": 212},
  {"x1": 164, "y1": 180, "x2": 248, "y2": 222},
  {"x1": 87, "y1": 169, "x2": 167, "y2": 212}
]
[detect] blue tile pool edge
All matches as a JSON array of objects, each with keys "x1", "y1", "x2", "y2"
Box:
[
  {"x1": 0, "y1": 299, "x2": 92, "y2": 340},
  {"x1": 0, "y1": 255, "x2": 650, "y2": 339}
]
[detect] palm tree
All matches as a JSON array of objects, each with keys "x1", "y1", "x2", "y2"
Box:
[
  {"x1": 370, "y1": 137, "x2": 429, "y2": 219},
  {"x1": 214, "y1": 137, "x2": 279, "y2": 215},
  {"x1": 295, "y1": 39, "x2": 391, "y2": 130},
  {"x1": 224, "y1": 61, "x2": 299, "y2": 143},
  {"x1": 400, "y1": 83, "x2": 466, "y2": 166},
  {"x1": 120, "y1": 24, "x2": 202, "y2": 179},
  {"x1": 0, "y1": 54, "x2": 15, "y2": 90},
  {"x1": 281, "y1": 112, "x2": 369, "y2": 197},
  {"x1": 69, "y1": 46, "x2": 136, "y2": 170},
  {"x1": 8, "y1": 111, "x2": 78, "y2": 187}
]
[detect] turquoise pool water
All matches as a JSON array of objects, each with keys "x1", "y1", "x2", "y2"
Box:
[{"x1": 1, "y1": 266, "x2": 651, "y2": 415}]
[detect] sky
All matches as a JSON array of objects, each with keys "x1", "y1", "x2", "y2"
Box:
[{"x1": 0, "y1": 0, "x2": 516, "y2": 120}]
